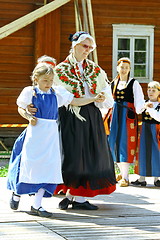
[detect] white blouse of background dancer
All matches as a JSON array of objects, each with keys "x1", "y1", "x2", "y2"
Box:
[{"x1": 117, "y1": 77, "x2": 145, "y2": 114}]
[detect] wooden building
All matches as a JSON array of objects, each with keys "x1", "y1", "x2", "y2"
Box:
[{"x1": 0, "y1": 0, "x2": 160, "y2": 142}]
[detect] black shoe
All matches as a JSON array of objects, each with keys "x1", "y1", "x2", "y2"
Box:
[
  {"x1": 131, "y1": 179, "x2": 147, "y2": 186},
  {"x1": 31, "y1": 206, "x2": 53, "y2": 218},
  {"x1": 154, "y1": 180, "x2": 160, "y2": 187},
  {"x1": 72, "y1": 201, "x2": 98, "y2": 210},
  {"x1": 59, "y1": 198, "x2": 72, "y2": 210},
  {"x1": 10, "y1": 192, "x2": 20, "y2": 210}
]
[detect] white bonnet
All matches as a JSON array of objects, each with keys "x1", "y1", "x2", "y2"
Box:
[{"x1": 69, "y1": 31, "x2": 96, "y2": 51}]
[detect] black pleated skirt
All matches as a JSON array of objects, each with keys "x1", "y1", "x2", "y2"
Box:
[{"x1": 59, "y1": 103, "x2": 116, "y2": 192}]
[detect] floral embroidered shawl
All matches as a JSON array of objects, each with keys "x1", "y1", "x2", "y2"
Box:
[{"x1": 54, "y1": 53, "x2": 108, "y2": 120}]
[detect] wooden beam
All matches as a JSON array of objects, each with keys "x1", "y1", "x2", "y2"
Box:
[
  {"x1": 81, "y1": 0, "x2": 89, "y2": 32},
  {"x1": 0, "y1": 0, "x2": 71, "y2": 40},
  {"x1": 86, "y1": 0, "x2": 98, "y2": 64}
]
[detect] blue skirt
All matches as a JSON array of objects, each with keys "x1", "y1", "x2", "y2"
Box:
[{"x1": 137, "y1": 123, "x2": 160, "y2": 177}]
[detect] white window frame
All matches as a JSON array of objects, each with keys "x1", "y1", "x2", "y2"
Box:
[{"x1": 112, "y1": 24, "x2": 155, "y2": 83}]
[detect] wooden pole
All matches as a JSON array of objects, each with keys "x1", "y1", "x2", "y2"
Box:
[
  {"x1": 86, "y1": 0, "x2": 98, "y2": 64},
  {"x1": 81, "y1": 0, "x2": 89, "y2": 32},
  {"x1": 74, "y1": 0, "x2": 80, "y2": 32},
  {"x1": 74, "y1": 0, "x2": 83, "y2": 32},
  {"x1": 0, "y1": 0, "x2": 71, "y2": 40}
]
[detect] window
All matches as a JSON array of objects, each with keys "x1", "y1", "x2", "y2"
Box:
[{"x1": 112, "y1": 24, "x2": 154, "y2": 83}]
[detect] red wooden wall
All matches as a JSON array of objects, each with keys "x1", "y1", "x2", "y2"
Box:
[{"x1": 0, "y1": 0, "x2": 160, "y2": 130}]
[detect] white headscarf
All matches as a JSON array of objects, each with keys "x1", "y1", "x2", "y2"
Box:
[{"x1": 70, "y1": 31, "x2": 96, "y2": 51}]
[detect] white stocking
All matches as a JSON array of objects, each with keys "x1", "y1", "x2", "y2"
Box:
[
  {"x1": 120, "y1": 162, "x2": 130, "y2": 181},
  {"x1": 33, "y1": 188, "x2": 45, "y2": 210},
  {"x1": 117, "y1": 162, "x2": 122, "y2": 174},
  {"x1": 139, "y1": 176, "x2": 146, "y2": 182},
  {"x1": 66, "y1": 189, "x2": 74, "y2": 201},
  {"x1": 154, "y1": 177, "x2": 158, "y2": 182},
  {"x1": 74, "y1": 196, "x2": 86, "y2": 203}
]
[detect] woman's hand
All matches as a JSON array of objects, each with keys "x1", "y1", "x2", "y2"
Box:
[
  {"x1": 27, "y1": 104, "x2": 37, "y2": 115},
  {"x1": 94, "y1": 92, "x2": 106, "y2": 102}
]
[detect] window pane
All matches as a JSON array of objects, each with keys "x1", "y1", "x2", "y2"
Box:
[
  {"x1": 134, "y1": 52, "x2": 146, "y2": 64},
  {"x1": 134, "y1": 65, "x2": 146, "y2": 77},
  {"x1": 118, "y1": 38, "x2": 130, "y2": 50},
  {"x1": 135, "y1": 39, "x2": 146, "y2": 51},
  {"x1": 118, "y1": 52, "x2": 130, "y2": 59}
]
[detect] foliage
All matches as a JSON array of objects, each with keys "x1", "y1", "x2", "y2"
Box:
[{"x1": 0, "y1": 164, "x2": 8, "y2": 177}]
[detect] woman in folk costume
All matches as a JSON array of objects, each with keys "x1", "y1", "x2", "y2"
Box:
[
  {"x1": 54, "y1": 31, "x2": 116, "y2": 211},
  {"x1": 108, "y1": 57, "x2": 145, "y2": 187},
  {"x1": 131, "y1": 81, "x2": 160, "y2": 187}
]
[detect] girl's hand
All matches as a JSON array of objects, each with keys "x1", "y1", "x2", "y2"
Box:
[
  {"x1": 27, "y1": 104, "x2": 37, "y2": 115},
  {"x1": 24, "y1": 112, "x2": 37, "y2": 126},
  {"x1": 94, "y1": 92, "x2": 106, "y2": 102},
  {"x1": 145, "y1": 102, "x2": 153, "y2": 108}
]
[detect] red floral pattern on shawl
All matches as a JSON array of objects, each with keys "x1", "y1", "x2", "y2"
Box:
[{"x1": 54, "y1": 54, "x2": 107, "y2": 98}]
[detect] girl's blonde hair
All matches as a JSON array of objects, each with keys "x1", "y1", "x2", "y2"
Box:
[
  {"x1": 31, "y1": 63, "x2": 54, "y2": 86},
  {"x1": 148, "y1": 81, "x2": 160, "y2": 91},
  {"x1": 148, "y1": 81, "x2": 160, "y2": 102},
  {"x1": 37, "y1": 55, "x2": 56, "y2": 68}
]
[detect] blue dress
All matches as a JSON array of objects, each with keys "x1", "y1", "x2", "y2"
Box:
[
  {"x1": 136, "y1": 103, "x2": 160, "y2": 177},
  {"x1": 109, "y1": 79, "x2": 138, "y2": 163},
  {"x1": 7, "y1": 87, "x2": 61, "y2": 197}
]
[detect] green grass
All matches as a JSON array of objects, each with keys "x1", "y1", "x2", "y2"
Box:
[{"x1": 0, "y1": 164, "x2": 8, "y2": 177}]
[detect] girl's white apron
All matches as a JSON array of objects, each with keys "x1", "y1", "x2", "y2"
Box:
[{"x1": 19, "y1": 118, "x2": 63, "y2": 184}]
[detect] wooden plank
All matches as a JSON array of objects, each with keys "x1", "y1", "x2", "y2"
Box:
[
  {"x1": 0, "y1": 0, "x2": 71, "y2": 39},
  {"x1": 0, "y1": 46, "x2": 33, "y2": 55},
  {"x1": 0, "y1": 36, "x2": 34, "y2": 46},
  {"x1": 0, "y1": 115, "x2": 27, "y2": 124}
]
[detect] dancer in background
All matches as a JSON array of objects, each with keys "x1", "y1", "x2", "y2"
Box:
[
  {"x1": 108, "y1": 57, "x2": 145, "y2": 187},
  {"x1": 131, "y1": 81, "x2": 160, "y2": 187}
]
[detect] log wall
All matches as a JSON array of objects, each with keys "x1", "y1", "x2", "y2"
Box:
[{"x1": 1, "y1": 0, "x2": 160, "y2": 133}]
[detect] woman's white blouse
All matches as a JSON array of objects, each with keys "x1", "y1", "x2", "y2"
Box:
[
  {"x1": 16, "y1": 86, "x2": 74, "y2": 109},
  {"x1": 146, "y1": 101, "x2": 160, "y2": 122}
]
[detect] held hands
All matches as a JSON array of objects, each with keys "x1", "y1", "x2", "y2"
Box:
[
  {"x1": 145, "y1": 102, "x2": 153, "y2": 109},
  {"x1": 26, "y1": 104, "x2": 38, "y2": 125},
  {"x1": 24, "y1": 112, "x2": 37, "y2": 126},
  {"x1": 94, "y1": 92, "x2": 106, "y2": 103},
  {"x1": 29, "y1": 116, "x2": 37, "y2": 126}
]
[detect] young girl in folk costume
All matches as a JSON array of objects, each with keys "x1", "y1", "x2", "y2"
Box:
[
  {"x1": 54, "y1": 31, "x2": 116, "y2": 211},
  {"x1": 131, "y1": 81, "x2": 160, "y2": 187},
  {"x1": 108, "y1": 57, "x2": 145, "y2": 187},
  {"x1": 7, "y1": 63, "x2": 72, "y2": 217}
]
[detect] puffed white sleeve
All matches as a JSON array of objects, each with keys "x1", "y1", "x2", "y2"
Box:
[
  {"x1": 94, "y1": 82, "x2": 114, "y2": 109},
  {"x1": 146, "y1": 107, "x2": 160, "y2": 122},
  {"x1": 16, "y1": 86, "x2": 33, "y2": 109},
  {"x1": 53, "y1": 85, "x2": 74, "y2": 108},
  {"x1": 133, "y1": 80, "x2": 145, "y2": 114}
]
